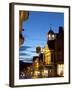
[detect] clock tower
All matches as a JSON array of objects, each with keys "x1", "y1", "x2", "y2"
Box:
[{"x1": 47, "y1": 27, "x2": 55, "y2": 50}]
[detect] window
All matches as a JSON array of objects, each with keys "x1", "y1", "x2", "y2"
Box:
[{"x1": 57, "y1": 64, "x2": 64, "y2": 76}]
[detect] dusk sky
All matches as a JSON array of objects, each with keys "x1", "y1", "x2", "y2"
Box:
[{"x1": 19, "y1": 11, "x2": 64, "y2": 62}]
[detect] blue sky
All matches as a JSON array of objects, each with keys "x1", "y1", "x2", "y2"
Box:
[{"x1": 19, "y1": 11, "x2": 64, "y2": 62}]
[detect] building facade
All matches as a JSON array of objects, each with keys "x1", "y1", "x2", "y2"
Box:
[
  {"x1": 19, "y1": 11, "x2": 29, "y2": 47},
  {"x1": 47, "y1": 26, "x2": 64, "y2": 77},
  {"x1": 54, "y1": 27, "x2": 64, "y2": 76}
]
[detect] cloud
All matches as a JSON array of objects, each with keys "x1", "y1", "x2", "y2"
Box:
[
  {"x1": 30, "y1": 51, "x2": 36, "y2": 53},
  {"x1": 19, "y1": 46, "x2": 32, "y2": 51},
  {"x1": 19, "y1": 57, "x2": 33, "y2": 62},
  {"x1": 19, "y1": 53, "x2": 30, "y2": 56}
]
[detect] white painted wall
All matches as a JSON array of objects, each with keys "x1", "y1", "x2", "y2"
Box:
[{"x1": 0, "y1": 0, "x2": 72, "y2": 89}]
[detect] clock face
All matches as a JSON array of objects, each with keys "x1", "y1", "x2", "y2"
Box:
[
  {"x1": 52, "y1": 35, "x2": 55, "y2": 38},
  {"x1": 48, "y1": 34, "x2": 55, "y2": 40},
  {"x1": 48, "y1": 34, "x2": 51, "y2": 38}
]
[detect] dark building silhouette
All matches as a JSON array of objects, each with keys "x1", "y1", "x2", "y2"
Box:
[
  {"x1": 36, "y1": 46, "x2": 41, "y2": 53},
  {"x1": 39, "y1": 53, "x2": 44, "y2": 62},
  {"x1": 55, "y1": 26, "x2": 64, "y2": 64}
]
